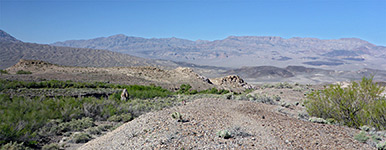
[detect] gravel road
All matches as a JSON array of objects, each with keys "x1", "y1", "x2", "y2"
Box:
[{"x1": 79, "y1": 98, "x2": 373, "y2": 150}]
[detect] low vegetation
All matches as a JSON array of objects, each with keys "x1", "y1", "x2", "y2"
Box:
[
  {"x1": 171, "y1": 112, "x2": 183, "y2": 122},
  {"x1": 305, "y1": 76, "x2": 386, "y2": 130},
  {"x1": 216, "y1": 130, "x2": 231, "y2": 139},
  {"x1": 354, "y1": 131, "x2": 370, "y2": 143},
  {"x1": 16, "y1": 70, "x2": 32, "y2": 74},
  {"x1": 0, "y1": 80, "x2": 233, "y2": 149},
  {"x1": 0, "y1": 70, "x2": 7, "y2": 75},
  {"x1": 177, "y1": 84, "x2": 229, "y2": 95}
]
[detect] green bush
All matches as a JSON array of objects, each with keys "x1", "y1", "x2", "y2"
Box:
[
  {"x1": 171, "y1": 112, "x2": 183, "y2": 122},
  {"x1": 70, "y1": 133, "x2": 92, "y2": 143},
  {"x1": 86, "y1": 127, "x2": 102, "y2": 135},
  {"x1": 42, "y1": 143, "x2": 60, "y2": 150},
  {"x1": 0, "y1": 70, "x2": 8, "y2": 75},
  {"x1": 0, "y1": 141, "x2": 32, "y2": 150},
  {"x1": 305, "y1": 76, "x2": 386, "y2": 129},
  {"x1": 0, "y1": 80, "x2": 181, "y2": 148},
  {"x1": 97, "y1": 124, "x2": 112, "y2": 132},
  {"x1": 58, "y1": 117, "x2": 94, "y2": 133},
  {"x1": 377, "y1": 141, "x2": 386, "y2": 150},
  {"x1": 216, "y1": 130, "x2": 231, "y2": 139},
  {"x1": 275, "y1": 82, "x2": 293, "y2": 89},
  {"x1": 354, "y1": 131, "x2": 369, "y2": 143},
  {"x1": 16, "y1": 70, "x2": 32, "y2": 74},
  {"x1": 177, "y1": 84, "x2": 229, "y2": 95}
]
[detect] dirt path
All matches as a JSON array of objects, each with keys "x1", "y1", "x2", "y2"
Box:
[{"x1": 79, "y1": 98, "x2": 373, "y2": 149}]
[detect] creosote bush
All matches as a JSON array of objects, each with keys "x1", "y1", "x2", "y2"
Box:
[
  {"x1": 216, "y1": 130, "x2": 231, "y2": 139},
  {"x1": 305, "y1": 76, "x2": 386, "y2": 129}
]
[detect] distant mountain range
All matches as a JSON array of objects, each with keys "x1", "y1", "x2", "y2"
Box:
[
  {"x1": 52, "y1": 34, "x2": 386, "y2": 70},
  {"x1": 1, "y1": 29, "x2": 385, "y2": 83},
  {"x1": 0, "y1": 30, "x2": 180, "y2": 69}
]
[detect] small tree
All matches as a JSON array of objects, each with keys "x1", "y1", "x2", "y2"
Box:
[{"x1": 305, "y1": 76, "x2": 386, "y2": 129}]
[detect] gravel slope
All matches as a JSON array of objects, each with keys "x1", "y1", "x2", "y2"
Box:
[{"x1": 79, "y1": 98, "x2": 373, "y2": 150}]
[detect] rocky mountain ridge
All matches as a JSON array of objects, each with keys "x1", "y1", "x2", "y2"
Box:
[
  {"x1": 52, "y1": 34, "x2": 386, "y2": 70},
  {"x1": 4, "y1": 59, "x2": 253, "y2": 93},
  {"x1": 0, "y1": 30, "x2": 21, "y2": 43},
  {"x1": 0, "y1": 30, "x2": 183, "y2": 70}
]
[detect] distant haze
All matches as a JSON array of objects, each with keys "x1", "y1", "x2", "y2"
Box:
[{"x1": 53, "y1": 34, "x2": 386, "y2": 71}]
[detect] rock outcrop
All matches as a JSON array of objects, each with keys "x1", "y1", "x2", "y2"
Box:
[{"x1": 210, "y1": 75, "x2": 254, "y2": 93}]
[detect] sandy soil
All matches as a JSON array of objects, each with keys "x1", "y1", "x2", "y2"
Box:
[{"x1": 79, "y1": 98, "x2": 373, "y2": 150}]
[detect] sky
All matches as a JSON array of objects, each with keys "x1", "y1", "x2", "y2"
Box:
[{"x1": 0, "y1": 0, "x2": 385, "y2": 46}]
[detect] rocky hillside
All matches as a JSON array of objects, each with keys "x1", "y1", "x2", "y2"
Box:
[
  {"x1": 79, "y1": 98, "x2": 373, "y2": 149},
  {"x1": 4, "y1": 59, "x2": 253, "y2": 92},
  {"x1": 0, "y1": 30, "x2": 181, "y2": 70},
  {"x1": 52, "y1": 34, "x2": 386, "y2": 70}
]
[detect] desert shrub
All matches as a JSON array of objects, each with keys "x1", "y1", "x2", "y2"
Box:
[
  {"x1": 58, "y1": 117, "x2": 94, "y2": 133},
  {"x1": 305, "y1": 76, "x2": 386, "y2": 129},
  {"x1": 171, "y1": 112, "x2": 182, "y2": 122},
  {"x1": 216, "y1": 130, "x2": 231, "y2": 139},
  {"x1": 111, "y1": 123, "x2": 124, "y2": 131},
  {"x1": 280, "y1": 102, "x2": 291, "y2": 108},
  {"x1": 354, "y1": 131, "x2": 369, "y2": 143},
  {"x1": 326, "y1": 118, "x2": 336, "y2": 125},
  {"x1": 293, "y1": 87, "x2": 303, "y2": 92},
  {"x1": 176, "y1": 84, "x2": 229, "y2": 95},
  {"x1": 275, "y1": 82, "x2": 293, "y2": 89},
  {"x1": 16, "y1": 70, "x2": 32, "y2": 74},
  {"x1": 371, "y1": 134, "x2": 382, "y2": 143},
  {"x1": 86, "y1": 127, "x2": 102, "y2": 135},
  {"x1": 308, "y1": 117, "x2": 327, "y2": 124},
  {"x1": 0, "y1": 141, "x2": 32, "y2": 150},
  {"x1": 377, "y1": 141, "x2": 386, "y2": 150},
  {"x1": 262, "y1": 84, "x2": 275, "y2": 89},
  {"x1": 253, "y1": 94, "x2": 276, "y2": 105},
  {"x1": 177, "y1": 84, "x2": 192, "y2": 94},
  {"x1": 70, "y1": 133, "x2": 92, "y2": 143},
  {"x1": 360, "y1": 125, "x2": 371, "y2": 132},
  {"x1": 0, "y1": 70, "x2": 7, "y2": 75},
  {"x1": 42, "y1": 143, "x2": 60, "y2": 150},
  {"x1": 97, "y1": 124, "x2": 112, "y2": 132},
  {"x1": 273, "y1": 95, "x2": 281, "y2": 101},
  {"x1": 107, "y1": 113, "x2": 133, "y2": 122}
]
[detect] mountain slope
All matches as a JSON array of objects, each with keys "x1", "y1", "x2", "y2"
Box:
[
  {"x1": 52, "y1": 34, "x2": 386, "y2": 70},
  {"x1": 0, "y1": 29, "x2": 21, "y2": 43}
]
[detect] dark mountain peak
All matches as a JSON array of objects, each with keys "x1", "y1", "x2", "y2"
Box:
[{"x1": 0, "y1": 30, "x2": 21, "y2": 43}]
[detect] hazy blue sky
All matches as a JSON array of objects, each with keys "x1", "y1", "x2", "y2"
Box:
[{"x1": 1, "y1": 0, "x2": 385, "y2": 45}]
